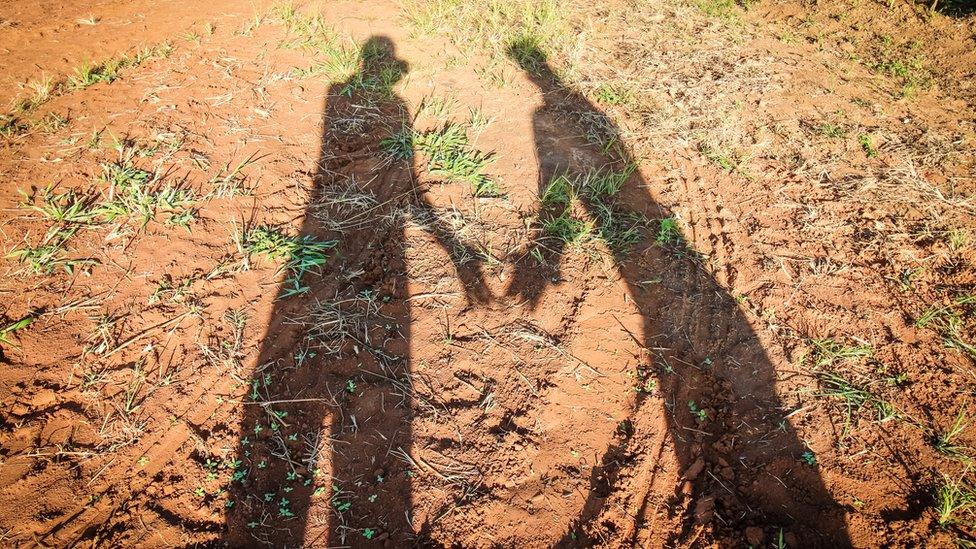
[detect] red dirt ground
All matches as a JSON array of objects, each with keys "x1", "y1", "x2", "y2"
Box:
[{"x1": 0, "y1": 0, "x2": 974, "y2": 547}]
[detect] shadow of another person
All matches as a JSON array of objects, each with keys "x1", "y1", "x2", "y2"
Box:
[{"x1": 503, "y1": 43, "x2": 851, "y2": 547}]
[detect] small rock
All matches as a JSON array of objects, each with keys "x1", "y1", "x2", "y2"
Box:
[
  {"x1": 29, "y1": 389, "x2": 57, "y2": 408},
  {"x1": 10, "y1": 403, "x2": 30, "y2": 416},
  {"x1": 40, "y1": 420, "x2": 72, "y2": 445},
  {"x1": 683, "y1": 458, "x2": 705, "y2": 481},
  {"x1": 694, "y1": 496, "x2": 715, "y2": 523},
  {"x1": 745, "y1": 526, "x2": 764, "y2": 546}
]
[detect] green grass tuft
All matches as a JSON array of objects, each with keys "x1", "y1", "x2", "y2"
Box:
[
  {"x1": 816, "y1": 372, "x2": 897, "y2": 433},
  {"x1": 934, "y1": 404, "x2": 972, "y2": 463},
  {"x1": 6, "y1": 227, "x2": 93, "y2": 275},
  {"x1": 242, "y1": 226, "x2": 336, "y2": 297},
  {"x1": 68, "y1": 44, "x2": 172, "y2": 91},
  {"x1": 0, "y1": 315, "x2": 34, "y2": 347},
  {"x1": 578, "y1": 165, "x2": 633, "y2": 199},
  {"x1": 543, "y1": 210, "x2": 594, "y2": 249},
  {"x1": 23, "y1": 185, "x2": 100, "y2": 224},
  {"x1": 807, "y1": 338, "x2": 874, "y2": 368},
  {"x1": 916, "y1": 295, "x2": 976, "y2": 361},
  {"x1": 655, "y1": 216, "x2": 684, "y2": 247},
  {"x1": 380, "y1": 126, "x2": 414, "y2": 161},
  {"x1": 935, "y1": 474, "x2": 975, "y2": 527},
  {"x1": 541, "y1": 174, "x2": 574, "y2": 207},
  {"x1": 413, "y1": 124, "x2": 497, "y2": 196},
  {"x1": 506, "y1": 31, "x2": 548, "y2": 74},
  {"x1": 591, "y1": 200, "x2": 646, "y2": 253},
  {"x1": 96, "y1": 158, "x2": 197, "y2": 230},
  {"x1": 538, "y1": 168, "x2": 646, "y2": 253}
]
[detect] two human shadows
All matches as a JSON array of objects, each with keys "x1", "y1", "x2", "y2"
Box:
[{"x1": 224, "y1": 35, "x2": 850, "y2": 547}]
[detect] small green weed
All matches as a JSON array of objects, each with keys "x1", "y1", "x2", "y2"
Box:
[
  {"x1": 593, "y1": 83, "x2": 628, "y2": 106},
  {"x1": 934, "y1": 404, "x2": 971, "y2": 462},
  {"x1": 869, "y1": 37, "x2": 930, "y2": 96},
  {"x1": 655, "y1": 216, "x2": 684, "y2": 247},
  {"x1": 774, "y1": 529, "x2": 787, "y2": 549},
  {"x1": 7, "y1": 227, "x2": 93, "y2": 275},
  {"x1": 3, "y1": 43, "x2": 170, "y2": 138},
  {"x1": 37, "y1": 112, "x2": 69, "y2": 133},
  {"x1": 590, "y1": 200, "x2": 646, "y2": 253},
  {"x1": 578, "y1": 165, "x2": 633, "y2": 199},
  {"x1": 541, "y1": 175, "x2": 574, "y2": 207},
  {"x1": 65, "y1": 44, "x2": 171, "y2": 91},
  {"x1": 935, "y1": 474, "x2": 975, "y2": 527},
  {"x1": 695, "y1": 0, "x2": 739, "y2": 19},
  {"x1": 0, "y1": 115, "x2": 29, "y2": 138},
  {"x1": 23, "y1": 185, "x2": 100, "y2": 224},
  {"x1": 417, "y1": 95, "x2": 454, "y2": 119},
  {"x1": 688, "y1": 400, "x2": 708, "y2": 423},
  {"x1": 242, "y1": 226, "x2": 336, "y2": 297},
  {"x1": 543, "y1": 211, "x2": 594, "y2": 249},
  {"x1": 916, "y1": 295, "x2": 976, "y2": 361},
  {"x1": 634, "y1": 371, "x2": 657, "y2": 394},
  {"x1": 814, "y1": 122, "x2": 846, "y2": 138},
  {"x1": 506, "y1": 31, "x2": 548, "y2": 74},
  {"x1": 699, "y1": 143, "x2": 739, "y2": 173},
  {"x1": 948, "y1": 228, "x2": 969, "y2": 253},
  {"x1": 290, "y1": 30, "x2": 402, "y2": 99},
  {"x1": 149, "y1": 275, "x2": 197, "y2": 306},
  {"x1": 0, "y1": 315, "x2": 34, "y2": 347},
  {"x1": 70, "y1": 57, "x2": 127, "y2": 89},
  {"x1": 413, "y1": 124, "x2": 497, "y2": 196},
  {"x1": 380, "y1": 126, "x2": 414, "y2": 161},
  {"x1": 537, "y1": 167, "x2": 640, "y2": 253},
  {"x1": 96, "y1": 159, "x2": 197, "y2": 230},
  {"x1": 816, "y1": 372, "x2": 897, "y2": 431},
  {"x1": 807, "y1": 338, "x2": 873, "y2": 368},
  {"x1": 467, "y1": 106, "x2": 493, "y2": 132},
  {"x1": 858, "y1": 133, "x2": 877, "y2": 157},
  {"x1": 209, "y1": 153, "x2": 261, "y2": 198},
  {"x1": 401, "y1": 0, "x2": 452, "y2": 36},
  {"x1": 13, "y1": 76, "x2": 55, "y2": 113},
  {"x1": 293, "y1": 41, "x2": 360, "y2": 82}
]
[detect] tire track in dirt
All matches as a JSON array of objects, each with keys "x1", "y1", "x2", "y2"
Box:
[{"x1": 33, "y1": 364, "x2": 233, "y2": 545}]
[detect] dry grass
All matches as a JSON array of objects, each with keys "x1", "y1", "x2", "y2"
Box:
[{"x1": 400, "y1": 0, "x2": 766, "y2": 166}]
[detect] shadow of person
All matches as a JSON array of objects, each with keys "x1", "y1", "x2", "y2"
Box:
[
  {"x1": 503, "y1": 44, "x2": 851, "y2": 547},
  {"x1": 224, "y1": 36, "x2": 489, "y2": 547}
]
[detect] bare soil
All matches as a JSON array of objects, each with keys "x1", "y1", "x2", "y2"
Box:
[{"x1": 1, "y1": 0, "x2": 974, "y2": 547}]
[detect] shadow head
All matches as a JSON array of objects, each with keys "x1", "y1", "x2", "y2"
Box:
[
  {"x1": 505, "y1": 33, "x2": 549, "y2": 76},
  {"x1": 358, "y1": 35, "x2": 408, "y2": 90}
]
